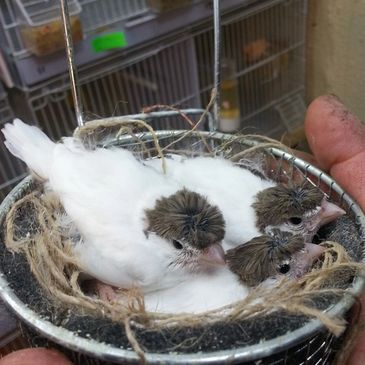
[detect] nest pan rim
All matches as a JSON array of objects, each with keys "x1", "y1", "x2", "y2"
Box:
[{"x1": 0, "y1": 131, "x2": 365, "y2": 364}]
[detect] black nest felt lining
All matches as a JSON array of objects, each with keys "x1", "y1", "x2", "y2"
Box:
[{"x1": 0, "y1": 202, "x2": 362, "y2": 355}]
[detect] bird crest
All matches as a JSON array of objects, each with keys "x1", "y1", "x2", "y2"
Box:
[
  {"x1": 145, "y1": 189, "x2": 225, "y2": 249},
  {"x1": 226, "y1": 230, "x2": 304, "y2": 287},
  {"x1": 252, "y1": 181, "x2": 324, "y2": 231}
]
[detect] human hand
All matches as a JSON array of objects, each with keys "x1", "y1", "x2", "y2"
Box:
[
  {"x1": 0, "y1": 348, "x2": 73, "y2": 365},
  {"x1": 305, "y1": 94, "x2": 365, "y2": 365}
]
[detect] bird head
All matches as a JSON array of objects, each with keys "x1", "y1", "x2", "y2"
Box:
[
  {"x1": 226, "y1": 229, "x2": 325, "y2": 287},
  {"x1": 252, "y1": 182, "x2": 345, "y2": 241},
  {"x1": 145, "y1": 189, "x2": 226, "y2": 272}
]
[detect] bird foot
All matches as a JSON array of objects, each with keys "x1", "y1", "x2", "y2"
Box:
[
  {"x1": 96, "y1": 281, "x2": 117, "y2": 302},
  {"x1": 84, "y1": 280, "x2": 117, "y2": 302}
]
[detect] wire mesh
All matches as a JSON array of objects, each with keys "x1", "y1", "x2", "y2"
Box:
[
  {"x1": 8, "y1": 0, "x2": 307, "y2": 141},
  {"x1": 14, "y1": 36, "x2": 202, "y2": 139},
  {"x1": 195, "y1": 0, "x2": 306, "y2": 134}
]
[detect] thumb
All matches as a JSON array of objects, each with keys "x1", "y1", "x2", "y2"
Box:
[{"x1": 305, "y1": 95, "x2": 365, "y2": 209}]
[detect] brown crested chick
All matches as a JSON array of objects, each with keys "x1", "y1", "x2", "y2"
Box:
[
  {"x1": 252, "y1": 182, "x2": 345, "y2": 241},
  {"x1": 145, "y1": 188, "x2": 226, "y2": 268},
  {"x1": 226, "y1": 229, "x2": 324, "y2": 287}
]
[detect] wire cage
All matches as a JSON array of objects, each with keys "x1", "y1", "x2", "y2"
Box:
[
  {"x1": 0, "y1": 128, "x2": 364, "y2": 365},
  {"x1": 11, "y1": 36, "x2": 203, "y2": 140},
  {"x1": 7, "y1": 0, "x2": 307, "y2": 139},
  {"x1": 195, "y1": 0, "x2": 306, "y2": 136},
  {"x1": 0, "y1": 0, "x2": 309, "y2": 208},
  {"x1": 0, "y1": 84, "x2": 26, "y2": 201}
]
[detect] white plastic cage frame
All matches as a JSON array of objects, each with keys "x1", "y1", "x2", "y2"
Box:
[
  {"x1": 8, "y1": 0, "x2": 307, "y2": 141},
  {"x1": 78, "y1": 0, "x2": 148, "y2": 34},
  {"x1": 0, "y1": 0, "x2": 80, "y2": 59},
  {"x1": 15, "y1": 0, "x2": 81, "y2": 26},
  {"x1": 0, "y1": 84, "x2": 27, "y2": 201},
  {"x1": 11, "y1": 35, "x2": 204, "y2": 140},
  {"x1": 0, "y1": 0, "x2": 148, "y2": 59}
]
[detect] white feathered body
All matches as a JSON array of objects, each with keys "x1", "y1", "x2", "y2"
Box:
[
  {"x1": 147, "y1": 156, "x2": 275, "y2": 249},
  {"x1": 2, "y1": 120, "x2": 189, "y2": 291},
  {"x1": 144, "y1": 266, "x2": 249, "y2": 314}
]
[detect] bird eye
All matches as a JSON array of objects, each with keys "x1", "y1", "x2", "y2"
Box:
[
  {"x1": 289, "y1": 217, "x2": 302, "y2": 225},
  {"x1": 172, "y1": 240, "x2": 183, "y2": 250},
  {"x1": 278, "y1": 263, "x2": 291, "y2": 274}
]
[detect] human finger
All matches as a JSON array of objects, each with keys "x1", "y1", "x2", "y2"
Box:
[
  {"x1": 305, "y1": 95, "x2": 365, "y2": 209},
  {"x1": 0, "y1": 348, "x2": 73, "y2": 365}
]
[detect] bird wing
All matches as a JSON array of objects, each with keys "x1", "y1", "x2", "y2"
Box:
[
  {"x1": 75, "y1": 226, "x2": 178, "y2": 291},
  {"x1": 49, "y1": 144, "x2": 179, "y2": 240},
  {"x1": 144, "y1": 267, "x2": 248, "y2": 314}
]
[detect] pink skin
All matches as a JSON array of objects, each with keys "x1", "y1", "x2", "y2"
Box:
[
  {"x1": 200, "y1": 243, "x2": 226, "y2": 266},
  {"x1": 93, "y1": 281, "x2": 117, "y2": 302},
  {"x1": 318, "y1": 199, "x2": 346, "y2": 226},
  {"x1": 0, "y1": 348, "x2": 74, "y2": 365},
  {"x1": 303, "y1": 198, "x2": 346, "y2": 241},
  {"x1": 290, "y1": 242, "x2": 325, "y2": 279}
]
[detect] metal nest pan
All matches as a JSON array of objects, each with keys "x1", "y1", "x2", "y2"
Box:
[{"x1": 0, "y1": 129, "x2": 364, "y2": 365}]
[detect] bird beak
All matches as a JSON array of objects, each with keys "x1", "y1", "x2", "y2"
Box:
[
  {"x1": 293, "y1": 242, "x2": 325, "y2": 278},
  {"x1": 318, "y1": 199, "x2": 346, "y2": 226},
  {"x1": 303, "y1": 242, "x2": 325, "y2": 262},
  {"x1": 200, "y1": 243, "x2": 226, "y2": 266}
]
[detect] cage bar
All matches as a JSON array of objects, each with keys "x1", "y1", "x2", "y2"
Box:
[
  {"x1": 12, "y1": 37, "x2": 202, "y2": 140},
  {"x1": 195, "y1": 0, "x2": 306, "y2": 135}
]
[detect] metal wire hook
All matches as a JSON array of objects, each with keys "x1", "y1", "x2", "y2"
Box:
[
  {"x1": 60, "y1": 0, "x2": 84, "y2": 127},
  {"x1": 60, "y1": 0, "x2": 222, "y2": 130},
  {"x1": 213, "y1": 0, "x2": 221, "y2": 131}
]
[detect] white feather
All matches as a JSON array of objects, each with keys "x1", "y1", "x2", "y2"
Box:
[
  {"x1": 144, "y1": 267, "x2": 249, "y2": 314},
  {"x1": 3, "y1": 118, "x2": 54, "y2": 179},
  {"x1": 2, "y1": 119, "x2": 194, "y2": 291}
]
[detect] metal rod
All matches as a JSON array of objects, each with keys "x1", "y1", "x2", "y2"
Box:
[
  {"x1": 60, "y1": 0, "x2": 84, "y2": 126},
  {"x1": 212, "y1": 0, "x2": 221, "y2": 131}
]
